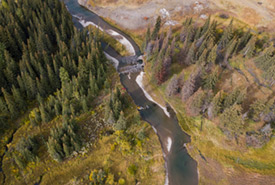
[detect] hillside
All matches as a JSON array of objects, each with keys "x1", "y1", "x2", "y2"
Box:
[
  {"x1": 140, "y1": 16, "x2": 275, "y2": 184},
  {"x1": 0, "y1": 0, "x2": 164, "y2": 184}
]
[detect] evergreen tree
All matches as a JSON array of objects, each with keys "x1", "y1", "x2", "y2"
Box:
[
  {"x1": 113, "y1": 100, "x2": 122, "y2": 120},
  {"x1": 249, "y1": 99, "x2": 267, "y2": 121},
  {"x1": 197, "y1": 49, "x2": 207, "y2": 66},
  {"x1": 11, "y1": 85, "x2": 25, "y2": 110},
  {"x1": 63, "y1": 143, "x2": 70, "y2": 157},
  {"x1": 115, "y1": 111, "x2": 127, "y2": 131},
  {"x1": 241, "y1": 36, "x2": 256, "y2": 58},
  {"x1": 81, "y1": 98, "x2": 89, "y2": 113},
  {"x1": 185, "y1": 42, "x2": 196, "y2": 65},
  {"x1": 207, "y1": 45, "x2": 217, "y2": 64},
  {"x1": 224, "y1": 88, "x2": 246, "y2": 109},
  {"x1": 210, "y1": 91, "x2": 225, "y2": 118},
  {"x1": 59, "y1": 67, "x2": 70, "y2": 86},
  {"x1": 181, "y1": 74, "x2": 196, "y2": 101},
  {"x1": 151, "y1": 16, "x2": 161, "y2": 40},
  {"x1": 39, "y1": 105, "x2": 50, "y2": 123},
  {"x1": 218, "y1": 19, "x2": 234, "y2": 50},
  {"x1": 1, "y1": 87, "x2": 17, "y2": 118},
  {"x1": 166, "y1": 74, "x2": 179, "y2": 97},
  {"x1": 202, "y1": 68, "x2": 218, "y2": 90},
  {"x1": 47, "y1": 137, "x2": 63, "y2": 162},
  {"x1": 0, "y1": 97, "x2": 8, "y2": 115},
  {"x1": 220, "y1": 104, "x2": 243, "y2": 134},
  {"x1": 144, "y1": 26, "x2": 151, "y2": 50}
]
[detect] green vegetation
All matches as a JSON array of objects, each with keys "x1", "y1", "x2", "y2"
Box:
[
  {"x1": 0, "y1": 0, "x2": 164, "y2": 184},
  {"x1": 145, "y1": 16, "x2": 274, "y2": 136},
  {"x1": 142, "y1": 16, "x2": 275, "y2": 183}
]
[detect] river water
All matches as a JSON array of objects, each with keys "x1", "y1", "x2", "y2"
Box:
[{"x1": 63, "y1": 0, "x2": 198, "y2": 184}]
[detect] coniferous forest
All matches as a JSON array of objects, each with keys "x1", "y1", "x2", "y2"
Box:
[
  {"x1": 0, "y1": 0, "x2": 275, "y2": 184},
  {"x1": 0, "y1": 0, "x2": 107, "y2": 125},
  {"x1": 0, "y1": 0, "x2": 164, "y2": 184},
  {"x1": 145, "y1": 17, "x2": 274, "y2": 139},
  {"x1": 0, "y1": 0, "x2": 111, "y2": 170}
]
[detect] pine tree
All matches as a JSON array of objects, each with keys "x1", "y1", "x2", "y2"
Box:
[
  {"x1": 1, "y1": 87, "x2": 17, "y2": 117},
  {"x1": 63, "y1": 143, "x2": 70, "y2": 157},
  {"x1": 47, "y1": 137, "x2": 63, "y2": 162},
  {"x1": 181, "y1": 74, "x2": 196, "y2": 101},
  {"x1": 241, "y1": 36, "x2": 256, "y2": 58},
  {"x1": 190, "y1": 90, "x2": 207, "y2": 115},
  {"x1": 144, "y1": 26, "x2": 151, "y2": 50},
  {"x1": 11, "y1": 85, "x2": 25, "y2": 110},
  {"x1": 107, "y1": 110, "x2": 116, "y2": 125},
  {"x1": 115, "y1": 111, "x2": 127, "y2": 130},
  {"x1": 202, "y1": 68, "x2": 218, "y2": 90},
  {"x1": 218, "y1": 19, "x2": 234, "y2": 50},
  {"x1": 113, "y1": 100, "x2": 122, "y2": 120},
  {"x1": 155, "y1": 59, "x2": 166, "y2": 85},
  {"x1": 81, "y1": 97, "x2": 88, "y2": 113},
  {"x1": 207, "y1": 45, "x2": 217, "y2": 64},
  {"x1": 185, "y1": 42, "x2": 196, "y2": 65},
  {"x1": 34, "y1": 108, "x2": 42, "y2": 123},
  {"x1": 220, "y1": 104, "x2": 243, "y2": 134},
  {"x1": 166, "y1": 74, "x2": 179, "y2": 97},
  {"x1": 249, "y1": 99, "x2": 267, "y2": 121},
  {"x1": 59, "y1": 67, "x2": 70, "y2": 86},
  {"x1": 14, "y1": 153, "x2": 26, "y2": 169},
  {"x1": 210, "y1": 91, "x2": 225, "y2": 118},
  {"x1": 0, "y1": 97, "x2": 8, "y2": 115},
  {"x1": 39, "y1": 105, "x2": 50, "y2": 123},
  {"x1": 170, "y1": 36, "x2": 176, "y2": 56},
  {"x1": 201, "y1": 16, "x2": 211, "y2": 36},
  {"x1": 224, "y1": 38, "x2": 237, "y2": 63},
  {"x1": 197, "y1": 49, "x2": 208, "y2": 66},
  {"x1": 151, "y1": 16, "x2": 161, "y2": 40},
  {"x1": 224, "y1": 88, "x2": 245, "y2": 109}
]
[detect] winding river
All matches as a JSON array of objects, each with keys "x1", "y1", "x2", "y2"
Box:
[{"x1": 64, "y1": 0, "x2": 198, "y2": 184}]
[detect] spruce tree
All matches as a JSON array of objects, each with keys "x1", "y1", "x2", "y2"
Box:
[
  {"x1": 11, "y1": 85, "x2": 25, "y2": 110},
  {"x1": 151, "y1": 16, "x2": 161, "y2": 40},
  {"x1": 220, "y1": 104, "x2": 243, "y2": 134},
  {"x1": 115, "y1": 111, "x2": 127, "y2": 131},
  {"x1": 202, "y1": 69, "x2": 218, "y2": 90},
  {"x1": 185, "y1": 42, "x2": 196, "y2": 65},
  {"x1": 249, "y1": 99, "x2": 267, "y2": 121},
  {"x1": 181, "y1": 74, "x2": 196, "y2": 101},
  {"x1": 2, "y1": 87, "x2": 17, "y2": 117},
  {"x1": 145, "y1": 26, "x2": 151, "y2": 49},
  {"x1": 166, "y1": 74, "x2": 179, "y2": 97},
  {"x1": 207, "y1": 45, "x2": 217, "y2": 64},
  {"x1": 241, "y1": 36, "x2": 256, "y2": 58}
]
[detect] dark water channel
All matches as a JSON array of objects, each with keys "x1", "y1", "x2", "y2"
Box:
[{"x1": 64, "y1": 0, "x2": 198, "y2": 184}]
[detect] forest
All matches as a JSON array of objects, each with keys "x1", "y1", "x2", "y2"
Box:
[
  {"x1": 0, "y1": 0, "x2": 164, "y2": 184},
  {"x1": 0, "y1": 0, "x2": 274, "y2": 183},
  {"x1": 144, "y1": 16, "x2": 274, "y2": 143}
]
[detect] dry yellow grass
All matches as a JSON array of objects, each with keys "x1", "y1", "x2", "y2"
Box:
[{"x1": 2, "y1": 71, "x2": 165, "y2": 185}]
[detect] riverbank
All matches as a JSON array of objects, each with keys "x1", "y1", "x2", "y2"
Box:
[{"x1": 141, "y1": 59, "x2": 275, "y2": 185}]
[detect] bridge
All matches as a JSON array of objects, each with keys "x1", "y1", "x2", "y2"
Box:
[{"x1": 118, "y1": 55, "x2": 144, "y2": 74}]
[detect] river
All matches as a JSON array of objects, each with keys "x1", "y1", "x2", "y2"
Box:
[{"x1": 63, "y1": 0, "x2": 198, "y2": 184}]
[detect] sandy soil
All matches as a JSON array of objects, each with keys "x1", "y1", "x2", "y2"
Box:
[{"x1": 79, "y1": 0, "x2": 275, "y2": 31}]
